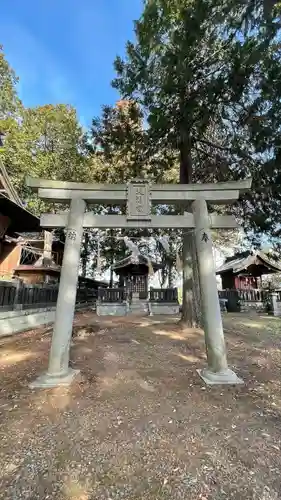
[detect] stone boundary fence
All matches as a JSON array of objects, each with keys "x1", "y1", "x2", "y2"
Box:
[
  {"x1": 269, "y1": 290, "x2": 281, "y2": 317},
  {"x1": 96, "y1": 287, "x2": 179, "y2": 316},
  {"x1": 0, "y1": 279, "x2": 97, "y2": 337}
]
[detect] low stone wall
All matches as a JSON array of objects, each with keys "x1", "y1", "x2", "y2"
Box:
[
  {"x1": 0, "y1": 307, "x2": 56, "y2": 337},
  {"x1": 96, "y1": 300, "x2": 180, "y2": 316},
  {"x1": 0, "y1": 301, "x2": 95, "y2": 337},
  {"x1": 96, "y1": 302, "x2": 127, "y2": 316},
  {"x1": 150, "y1": 302, "x2": 180, "y2": 315}
]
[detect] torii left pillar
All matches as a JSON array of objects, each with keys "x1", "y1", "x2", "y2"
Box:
[{"x1": 29, "y1": 198, "x2": 86, "y2": 388}]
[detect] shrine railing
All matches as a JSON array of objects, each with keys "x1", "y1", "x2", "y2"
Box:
[
  {"x1": 0, "y1": 281, "x2": 59, "y2": 312},
  {"x1": 0, "y1": 280, "x2": 98, "y2": 312},
  {"x1": 98, "y1": 287, "x2": 127, "y2": 303},
  {"x1": 239, "y1": 289, "x2": 269, "y2": 302},
  {"x1": 218, "y1": 288, "x2": 270, "y2": 312},
  {"x1": 149, "y1": 288, "x2": 178, "y2": 303},
  {"x1": 219, "y1": 289, "x2": 269, "y2": 302},
  {"x1": 76, "y1": 283, "x2": 98, "y2": 304}
]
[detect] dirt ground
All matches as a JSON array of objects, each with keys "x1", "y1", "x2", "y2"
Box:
[{"x1": 0, "y1": 311, "x2": 281, "y2": 500}]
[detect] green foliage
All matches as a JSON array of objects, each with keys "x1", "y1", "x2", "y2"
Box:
[
  {"x1": 0, "y1": 45, "x2": 21, "y2": 125},
  {"x1": 113, "y1": 0, "x2": 281, "y2": 241},
  {"x1": 0, "y1": 46, "x2": 97, "y2": 209},
  {"x1": 90, "y1": 100, "x2": 149, "y2": 182},
  {"x1": 2, "y1": 104, "x2": 95, "y2": 213},
  {"x1": 88, "y1": 99, "x2": 182, "y2": 275},
  {"x1": 2, "y1": 0, "x2": 281, "y2": 283},
  {"x1": 88, "y1": 101, "x2": 142, "y2": 272}
]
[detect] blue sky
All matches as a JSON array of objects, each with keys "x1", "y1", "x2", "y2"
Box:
[{"x1": 0, "y1": 0, "x2": 142, "y2": 127}]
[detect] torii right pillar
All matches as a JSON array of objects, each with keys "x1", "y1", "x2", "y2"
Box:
[{"x1": 192, "y1": 198, "x2": 243, "y2": 385}]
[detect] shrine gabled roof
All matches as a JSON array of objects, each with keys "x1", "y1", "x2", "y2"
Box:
[
  {"x1": 112, "y1": 253, "x2": 162, "y2": 271},
  {"x1": 0, "y1": 161, "x2": 23, "y2": 206},
  {"x1": 0, "y1": 160, "x2": 39, "y2": 233},
  {"x1": 216, "y1": 250, "x2": 281, "y2": 275},
  {"x1": 0, "y1": 194, "x2": 40, "y2": 233}
]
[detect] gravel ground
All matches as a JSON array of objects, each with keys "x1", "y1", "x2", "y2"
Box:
[{"x1": 0, "y1": 310, "x2": 281, "y2": 499}]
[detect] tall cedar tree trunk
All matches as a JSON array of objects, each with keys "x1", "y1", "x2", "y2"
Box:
[
  {"x1": 168, "y1": 258, "x2": 173, "y2": 288},
  {"x1": 179, "y1": 139, "x2": 202, "y2": 327},
  {"x1": 81, "y1": 231, "x2": 89, "y2": 278},
  {"x1": 109, "y1": 228, "x2": 114, "y2": 287},
  {"x1": 108, "y1": 204, "x2": 114, "y2": 288}
]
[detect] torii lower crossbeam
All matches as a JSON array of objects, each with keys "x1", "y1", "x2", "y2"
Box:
[{"x1": 40, "y1": 213, "x2": 238, "y2": 229}]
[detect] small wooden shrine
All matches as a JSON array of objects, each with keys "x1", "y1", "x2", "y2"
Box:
[
  {"x1": 0, "y1": 160, "x2": 40, "y2": 279},
  {"x1": 112, "y1": 253, "x2": 162, "y2": 299},
  {"x1": 216, "y1": 250, "x2": 281, "y2": 290}
]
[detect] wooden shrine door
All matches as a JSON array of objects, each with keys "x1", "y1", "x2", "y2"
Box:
[{"x1": 126, "y1": 275, "x2": 148, "y2": 299}]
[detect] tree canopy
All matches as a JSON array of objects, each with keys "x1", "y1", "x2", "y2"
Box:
[
  {"x1": 3, "y1": 104, "x2": 93, "y2": 216},
  {"x1": 90, "y1": 99, "x2": 148, "y2": 182},
  {"x1": 0, "y1": 45, "x2": 21, "y2": 124},
  {"x1": 0, "y1": 47, "x2": 94, "y2": 212},
  {"x1": 113, "y1": 0, "x2": 281, "y2": 241},
  {"x1": 1, "y1": 0, "x2": 281, "y2": 288}
]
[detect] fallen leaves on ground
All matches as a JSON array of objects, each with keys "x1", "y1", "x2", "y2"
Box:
[{"x1": 0, "y1": 311, "x2": 280, "y2": 499}]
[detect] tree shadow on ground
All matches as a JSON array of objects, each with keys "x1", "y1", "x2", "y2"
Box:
[{"x1": 1, "y1": 311, "x2": 281, "y2": 499}]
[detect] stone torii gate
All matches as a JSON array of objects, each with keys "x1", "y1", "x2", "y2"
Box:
[{"x1": 26, "y1": 176, "x2": 252, "y2": 389}]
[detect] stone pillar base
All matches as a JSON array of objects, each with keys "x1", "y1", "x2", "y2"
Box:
[
  {"x1": 197, "y1": 368, "x2": 244, "y2": 386},
  {"x1": 29, "y1": 368, "x2": 80, "y2": 389}
]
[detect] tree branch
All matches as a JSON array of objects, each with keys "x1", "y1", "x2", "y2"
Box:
[{"x1": 196, "y1": 137, "x2": 258, "y2": 164}]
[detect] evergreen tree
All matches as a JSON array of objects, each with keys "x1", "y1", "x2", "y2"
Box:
[
  {"x1": 89, "y1": 100, "x2": 155, "y2": 278},
  {"x1": 0, "y1": 45, "x2": 21, "y2": 125},
  {"x1": 112, "y1": 0, "x2": 281, "y2": 324},
  {"x1": 90, "y1": 99, "x2": 150, "y2": 181},
  {"x1": 3, "y1": 104, "x2": 94, "y2": 213}
]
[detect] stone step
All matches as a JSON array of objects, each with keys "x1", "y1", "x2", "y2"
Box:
[
  {"x1": 128, "y1": 301, "x2": 149, "y2": 315},
  {"x1": 130, "y1": 304, "x2": 148, "y2": 308},
  {"x1": 130, "y1": 305, "x2": 148, "y2": 311}
]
